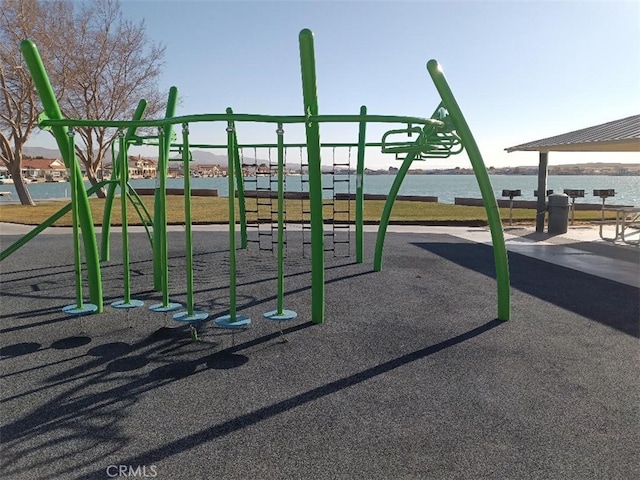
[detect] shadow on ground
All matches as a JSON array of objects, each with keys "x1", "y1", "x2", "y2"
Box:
[{"x1": 413, "y1": 239, "x2": 639, "y2": 337}]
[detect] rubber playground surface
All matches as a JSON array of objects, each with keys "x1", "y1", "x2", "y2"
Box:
[{"x1": 1, "y1": 227, "x2": 638, "y2": 479}]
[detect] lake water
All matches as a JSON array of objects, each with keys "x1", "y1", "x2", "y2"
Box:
[{"x1": 1, "y1": 174, "x2": 638, "y2": 206}]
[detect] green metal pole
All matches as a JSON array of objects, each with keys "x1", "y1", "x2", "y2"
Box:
[
  {"x1": 299, "y1": 28, "x2": 325, "y2": 324},
  {"x1": 153, "y1": 87, "x2": 178, "y2": 291},
  {"x1": 373, "y1": 150, "x2": 418, "y2": 271},
  {"x1": 263, "y1": 124, "x2": 297, "y2": 325},
  {"x1": 158, "y1": 127, "x2": 169, "y2": 306},
  {"x1": 68, "y1": 129, "x2": 83, "y2": 308},
  {"x1": 101, "y1": 142, "x2": 117, "y2": 263},
  {"x1": 214, "y1": 109, "x2": 251, "y2": 329},
  {"x1": 20, "y1": 40, "x2": 103, "y2": 312},
  {"x1": 119, "y1": 133, "x2": 131, "y2": 303},
  {"x1": 101, "y1": 100, "x2": 147, "y2": 261},
  {"x1": 276, "y1": 124, "x2": 285, "y2": 314},
  {"x1": 110, "y1": 130, "x2": 142, "y2": 309},
  {"x1": 233, "y1": 135, "x2": 248, "y2": 249},
  {"x1": 426, "y1": 60, "x2": 510, "y2": 321},
  {"x1": 149, "y1": 126, "x2": 180, "y2": 313},
  {"x1": 172, "y1": 121, "x2": 208, "y2": 323},
  {"x1": 356, "y1": 105, "x2": 367, "y2": 263},
  {"x1": 227, "y1": 109, "x2": 237, "y2": 321},
  {"x1": 182, "y1": 124, "x2": 195, "y2": 316}
]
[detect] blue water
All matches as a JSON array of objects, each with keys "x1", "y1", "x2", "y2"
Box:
[{"x1": 1, "y1": 174, "x2": 638, "y2": 206}]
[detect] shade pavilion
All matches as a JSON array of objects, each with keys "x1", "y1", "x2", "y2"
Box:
[{"x1": 505, "y1": 114, "x2": 640, "y2": 232}]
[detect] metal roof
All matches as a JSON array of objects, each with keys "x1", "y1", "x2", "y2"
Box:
[{"x1": 505, "y1": 114, "x2": 640, "y2": 153}]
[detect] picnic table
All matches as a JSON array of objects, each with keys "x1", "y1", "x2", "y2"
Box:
[{"x1": 595, "y1": 206, "x2": 640, "y2": 245}]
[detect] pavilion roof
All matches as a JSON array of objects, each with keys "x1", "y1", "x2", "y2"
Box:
[{"x1": 505, "y1": 115, "x2": 640, "y2": 153}]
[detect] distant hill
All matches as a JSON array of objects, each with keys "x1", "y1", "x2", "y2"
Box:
[
  {"x1": 25, "y1": 147, "x2": 232, "y2": 163},
  {"x1": 23, "y1": 147, "x2": 61, "y2": 159},
  {"x1": 189, "y1": 150, "x2": 228, "y2": 165},
  {"x1": 23, "y1": 146, "x2": 230, "y2": 165}
]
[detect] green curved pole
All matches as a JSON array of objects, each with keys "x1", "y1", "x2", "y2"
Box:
[
  {"x1": 20, "y1": 40, "x2": 103, "y2": 312},
  {"x1": 426, "y1": 60, "x2": 510, "y2": 321},
  {"x1": 299, "y1": 28, "x2": 325, "y2": 324},
  {"x1": 373, "y1": 149, "x2": 418, "y2": 271},
  {"x1": 101, "y1": 100, "x2": 147, "y2": 261},
  {"x1": 0, "y1": 180, "x2": 112, "y2": 262},
  {"x1": 232, "y1": 134, "x2": 248, "y2": 249},
  {"x1": 153, "y1": 87, "x2": 178, "y2": 291}
]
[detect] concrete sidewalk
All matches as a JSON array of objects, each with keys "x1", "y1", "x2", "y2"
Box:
[{"x1": 3, "y1": 221, "x2": 637, "y2": 286}]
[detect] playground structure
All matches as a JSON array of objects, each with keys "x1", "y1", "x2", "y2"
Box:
[{"x1": 2, "y1": 29, "x2": 511, "y2": 326}]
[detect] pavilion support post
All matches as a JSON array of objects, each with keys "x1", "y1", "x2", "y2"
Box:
[{"x1": 536, "y1": 152, "x2": 549, "y2": 233}]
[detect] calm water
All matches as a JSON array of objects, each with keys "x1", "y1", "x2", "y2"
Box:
[{"x1": 1, "y1": 174, "x2": 638, "y2": 206}]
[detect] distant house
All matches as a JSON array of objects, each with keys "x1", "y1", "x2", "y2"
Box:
[
  {"x1": 103, "y1": 155, "x2": 157, "y2": 179},
  {"x1": 191, "y1": 163, "x2": 224, "y2": 177},
  {"x1": 22, "y1": 158, "x2": 67, "y2": 181},
  {"x1": 128, "y1": 156, "x2": 157, "y2": 178}
]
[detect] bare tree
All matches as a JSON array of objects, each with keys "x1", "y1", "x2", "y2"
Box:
[
  {"x1": 59, "y1": 0, "x2": 166, "y2": 196},
  {"x1": 0, "y1": 0, "x2": 165, "y2": 204},
  {"x1": 0, "y1": 0, "x2": 72, "y2": 205}
]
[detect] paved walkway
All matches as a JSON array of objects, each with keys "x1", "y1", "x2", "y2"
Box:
[{"x1": 1, "y1": 223, "x2": 638, "y2": 480}]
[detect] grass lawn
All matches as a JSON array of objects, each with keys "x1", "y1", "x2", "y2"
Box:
[{"x1": 0, "y1": 196, "x2": 615, "y2": 227}]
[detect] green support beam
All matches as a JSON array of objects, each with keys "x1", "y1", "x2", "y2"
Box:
[
  {"x1": 153, "y1": 87, "x2": 179, "y2": 291},
  {"x1": 426, "y1": 60, "x2": 511, "y2": 321},
  {"x1": 20, "y1": 40, "x2": 103, "y2": 312},
  {"x1": 299, "y1": 28, "x2": 325, "y2": 325},
  {"x1": 101, "y1": 100, "x2": 148, "y2": 261},
  {"x1": 356, "y1": 105, "x2": 367, "y2": 263}
]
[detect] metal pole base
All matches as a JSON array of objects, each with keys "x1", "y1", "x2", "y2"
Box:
[
  {"x1": 62, "y1": 303, "x2": 98, "y2": 316},
  {"x1": 149, "y1": 302, "x2": 182, "y2": 313},
  {"x1": 215, "y1": 314, "x2": 251, "y2": 329},
  {"x1": 263, "y1": 309, "x2": 297, "y2": 322},
  {"x1": 173, "y1": 311, "x2": 209, "y2": 323},
  {"x1": 111, "y1": 299, "x2": 145, "y2": 309}
]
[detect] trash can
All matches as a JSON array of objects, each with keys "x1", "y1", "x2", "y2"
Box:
[{"x1": 547, "y1": 193, "x2": 569, "y2": 235}]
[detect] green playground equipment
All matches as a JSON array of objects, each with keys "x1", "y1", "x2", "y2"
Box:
[{"x1": 10, "y1": 28, "x2": 510, "y2": 325}]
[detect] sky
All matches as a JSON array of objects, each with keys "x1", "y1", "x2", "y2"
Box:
[{"x1": 27, "y1": 0, "x2": 640, "y2": 169}]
